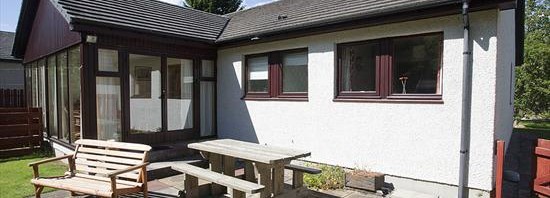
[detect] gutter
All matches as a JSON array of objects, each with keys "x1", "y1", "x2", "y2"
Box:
[{"x1": 458, "y1": 0, "x2": 473, "y2": 197}]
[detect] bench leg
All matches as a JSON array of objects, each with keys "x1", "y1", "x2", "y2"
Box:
[
  {"x1": 209, "y1": 153, "x2": 225, "y2": 195},
  {"x1": 142, "y1": 188, "x2": 148, "y2": 198},
  {"x1": 233, "y1": 189, "x2": 245, "y2": 198},
  {"x1": 255, "y1": 163, "x2": 272, "y2": 198},
  {"x1": 184, "y1": 174, "x2": 199, "y2": 198},
  {"x1": 34, "y1": 185, "x2": 43, "y2": 198},
  {"x1": 292, "y1": 171, "x2": 304, "y2": 189},
  {"x1": 245, "y1": 161, "x2": 257, "y2": 182},
  {"x1": 272, "y1": 163, "x2": 284, "y2": 195}
]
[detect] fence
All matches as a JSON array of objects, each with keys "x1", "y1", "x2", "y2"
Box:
[
  {"x1": 0, "y1": 89, "x2": 26, "y2": 108},
  {"x1": 0, "y1": 108, "x2": 42, "y2": 158}
]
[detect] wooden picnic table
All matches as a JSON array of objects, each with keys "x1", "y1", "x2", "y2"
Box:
[{"x1": 188, "y1": 139, "x2": 311, "y2": 197}]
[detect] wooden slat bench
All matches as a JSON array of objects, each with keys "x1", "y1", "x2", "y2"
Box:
[
  {"x1": 29, "y1": 139, "x2": 152, "y2": 198},
  {"x1": 285, "y1": 164, "x2": 322, "y2": 189},
  {"x1": 172, "y1": 163, "x2": 264, "y2": 198}
]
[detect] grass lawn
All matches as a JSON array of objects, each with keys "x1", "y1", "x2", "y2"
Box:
[
  {"x1": 0, "y1": 153, "x2": 68, "y2": 198},
  {"x1": 516, "y1": 120, "x2": 550, "y2": 139}
]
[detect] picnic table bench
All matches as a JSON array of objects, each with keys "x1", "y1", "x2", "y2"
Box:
[
  {"x1": 175, "y1": 139, "x2": 320, "y2": 198},
  {"x1": 29, "y1": 139, "x2": 152, "y2": 198}
]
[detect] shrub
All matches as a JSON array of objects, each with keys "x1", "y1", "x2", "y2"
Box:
[{"x1": 303, "y1": 163, "x2": 345, "y2": 190}]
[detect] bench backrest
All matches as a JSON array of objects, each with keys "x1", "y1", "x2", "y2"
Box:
[{"x1": 73, "y1": 139, "x2": 152, "y2": 182}]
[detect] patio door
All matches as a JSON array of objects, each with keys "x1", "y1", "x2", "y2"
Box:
[
  {"x1": 124, "y1": 54, "x2": 196, "y2": 144},
  {"x1": 94, "y1": 48, "x2": 216, "y2": 144}
]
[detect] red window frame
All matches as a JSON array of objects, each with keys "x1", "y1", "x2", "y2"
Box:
[
  {"x1": 243, "y1": 48, "x2": 308, "y2": 101},
  {"x1": 336, "y1": 32, "x2": 443, "y2": 102}
]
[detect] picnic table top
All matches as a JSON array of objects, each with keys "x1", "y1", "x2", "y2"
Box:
[{"x1": 188, "y1": 139, "x2": 311, "y2": 164}]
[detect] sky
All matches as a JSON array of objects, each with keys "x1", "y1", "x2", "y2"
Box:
[{"x1": 0, "y1": 0, "x2": 275, "y2": 32}]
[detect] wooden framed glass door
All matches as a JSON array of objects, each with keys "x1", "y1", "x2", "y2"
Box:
[{"x1": 94, "y1": 48, "x2": 216, "y2": 145}]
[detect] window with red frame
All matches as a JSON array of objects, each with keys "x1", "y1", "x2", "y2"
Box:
[
  {"x1": 244, "y1": 48, "x2": 308, "y2": 100},
  {"x1": 336, "y1": 33, "x2": 443, "y2": 100}
]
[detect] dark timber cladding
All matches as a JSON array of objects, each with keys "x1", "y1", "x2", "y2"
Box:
[{"x1": 22, "y1": 0, "x2": 80, "y2": 63}]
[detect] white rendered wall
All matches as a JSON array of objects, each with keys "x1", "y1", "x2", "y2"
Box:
[
  {"x1": 217, "y1": 10, "x2": 503, "y2": 192},
  {"x1": 494, "y1": 9, "x2": 516, "y2": 151}
]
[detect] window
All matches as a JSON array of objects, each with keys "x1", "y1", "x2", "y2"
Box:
[
  {"x1": 96, "y1": 48, "x2": 122, "y2": 141},
  {"x1": 68, "y1": 47, "x2": 81, "y2": 143},
  {"x1": 167, "y1": 58, "x2": 194, "y2": 131},
  {"x1": 246, "y1": 55, "x2": 269, "y2": 94},
  {"x1": 98, "y1": 49, "x2": 119, "y2": 72},
  {"x1": 336, "y1": 33, "x2": 442, "y2": 101},
  {"x1": 57, "y1": 51, "x2": 70, "y2": 142},
  {"x1": 200, "y1": 60, "x2": 216, "y2": 137},
  {"x1": 244, "y1": 48, "x2": 308, "y2": 99},
  {"x1": 96, "y1": 77, "x2": 122, "y2": 141},
  {"x1": 47, "y1": 56, "x2": 58, "y2": 138},
  {"x1": 129, "y1": 54, "x2": 162, "y2": 134}
]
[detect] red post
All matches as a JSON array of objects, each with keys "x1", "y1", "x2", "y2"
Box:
[{"x1": 495, "y1": 140, "x2": 505, "y2": 198}]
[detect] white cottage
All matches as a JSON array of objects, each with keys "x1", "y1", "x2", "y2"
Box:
[{"x1": 14, "y1": 0, "x2": 524, "y2": 197}]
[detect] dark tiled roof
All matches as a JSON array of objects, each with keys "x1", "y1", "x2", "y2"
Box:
[
  {"x1": 56, "y1": 0, "x2": 229, "y2": 42},
  {"x1": 0, "y1": 31, "x2": 20, "y2": 61},
  {"x1": 218, "y1": 0, "x2": 460, "y2": 42}
]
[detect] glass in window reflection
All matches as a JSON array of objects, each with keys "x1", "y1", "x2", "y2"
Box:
[
  {"x1": 282, "y1": 52, "x2": 308, "y2": 93},
  {"x1": 167, "y1": 58, "x2": 193, "y2": 131},
  {"x1": 247, "y1": 56, "x2": 268, "y2": 92},
  {"x1": 392, "y1": 34, "x2": 442, "y2": 94},
  {"x1": 129, "y1": 54, "x2": 162, "y2": 134},
  {"x1": 340, "y1": 42, "x2": 378, "y2": 92}
]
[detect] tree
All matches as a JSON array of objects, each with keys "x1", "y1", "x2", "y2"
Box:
[
  {"x1": 184, "y1": 0, "x2": 244, "y2": 15},
  {"x1": 515, "y1": 0, "x2": 550, "y2": 120}
]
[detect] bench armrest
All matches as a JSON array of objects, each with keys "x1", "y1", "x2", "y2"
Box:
[
  {"x1": 28, "y1": 154, "x2": 73, "y2": 167},
  {"x1": 108, "y1": 162, "x2": 149, "y2": 178},
  {"x1": 28, "y1": 154, "x2": 74, "y2": 179}
]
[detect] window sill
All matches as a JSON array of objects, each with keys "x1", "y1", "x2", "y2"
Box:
[
  {"x1": 242, "y1": 97, "x2": 308, "y2": 102},
  {"x1": 333, "y1": 98, "x2": 443, "y2": 104}
]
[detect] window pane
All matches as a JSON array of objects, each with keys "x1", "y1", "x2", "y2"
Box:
[
  {"x1": 247, "y1": 56, "x2": 268, "y2": 92},
  {"x1": 392, "y1": 34, "x2": 442, "y2": 94},
  {"x1": 31, "y1": 62, "x2": 38, "y2": 107},
  {"x1": 167, "y1": 58, "x2": 193, "y2": 131},
  {"x1": 69, "y1": 47, "x2": 81, "y2": 143},
  {"x1": 57, "y1": 51, "x2": 70, "y2": 141},
  {"x1": 47, "y1": 56, "x2": 57, "y2": 138},
  {"x1": 98, "y1": 49, "x2": 118, "y2": 72},
  {"x1": 200, "y1": 81, "x2": 215, "y2": 137},
  {"x1": 340, "y1": 42, "x2": 378, "y2": 92},
  {"x1": 282, "y1": 51, "x2": 308, "y2": 93},
  {"x1": 38, "y1": 59, "x2": 47, "y2": 131},
  {"x1": 129, "y1": 54, "x2": 161, "y2": 134},
  {"x1": 96, "y1": 77, "x2": 122, "y2": 141},
  {"x1": 25, "y1": 66, "x2": 32, "y2": 106},
  {"x1": 201, "y1": 60, "x2": 215, "y2": 77}
]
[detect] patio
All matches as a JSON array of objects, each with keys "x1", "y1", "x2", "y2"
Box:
[{"x1": 31, "y1": 168, "x2": 386, "y2": 198}]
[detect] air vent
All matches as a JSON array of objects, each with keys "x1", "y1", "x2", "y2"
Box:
[{"x1": 277, "y1": 15, "x2": 288, "y2": 20}]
